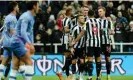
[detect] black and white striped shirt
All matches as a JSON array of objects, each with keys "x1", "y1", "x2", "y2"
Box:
[
  {"x1": 70, "y1": 24, "x2": 85, "y2": 48},
  {"x1": 71, "y1": 15, "x2": 89, "y2": 27},
  {"x1": 98, "y1": 18, "x2": 111, "y2": 44},
  {"x1": 71, "y1": 14, "x2": 78, "y2": 27},
  {"x1": 62, "y1": 17, "x2": 74, "y2": 44},
  {"x1": 84, "y1": 18, "x2": 101, "y2": 47},
  {"x1": 62, "y1": 17, "x2": 73, "y2": 30}
]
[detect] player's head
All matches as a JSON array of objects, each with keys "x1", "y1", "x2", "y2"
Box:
[
  {"x1": 66, "y1": 7, "x2": 73, "y2": 17},
  {"x1": 77, "y1": 9, "x2": 84, "y2": 15},
  {"x1": 77, "y1": 14, "x2": 85, "y2": 24},
  {"x1": 27, "y1": 1, "x2": 39, "y2": 15},
  {"x1": 81, "y1": 5, "x2": 89, "y2": 17},
  {"x1": 8, "y1": 1, "x2": 19, "y2": 14},
  {"x1": 88, "y1": 10, "x2": 95, "y2": 18},
  {"x1": 98, "y1": 7, "x2": 106, "y2": 18}
]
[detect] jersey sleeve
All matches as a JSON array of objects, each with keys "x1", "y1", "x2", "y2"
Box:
[{"x1": 20, "y1": 19, "x2": 31, "y2": 43}]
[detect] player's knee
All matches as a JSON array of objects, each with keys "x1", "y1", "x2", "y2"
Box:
[
  {"x1": 21, "y1": 54, "x2": 32, "y2": 65},
  {"x1": 96, "y1": 57, "x2": 101, "y2": 62},
  {"x1": 1, "y1": 57, "x2": 8, "y2": 66},
  {"x1": 87, "y1": 57, "x2": 93, "y2": 62},
  {"x1": 25, "y1": 58, "x2": 32, "y2": 65},
  {"x1": 105, "y1": 57, "x2": 110, "y2": 62}
]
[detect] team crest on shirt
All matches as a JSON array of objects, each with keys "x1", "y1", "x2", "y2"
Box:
[{"x1": 92, "y1": 26, "x2": 98, "y2": 35}]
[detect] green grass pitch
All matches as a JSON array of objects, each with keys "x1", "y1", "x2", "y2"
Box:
[{"x1": 16, "y1": 76, "x2": 133, "y2": 80}]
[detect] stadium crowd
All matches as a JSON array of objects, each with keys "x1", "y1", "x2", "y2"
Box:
[{"x1": 0, "y1": 1, "x2": 133, "y2": 52}]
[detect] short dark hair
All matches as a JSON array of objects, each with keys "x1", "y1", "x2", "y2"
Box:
[
  {"x1": 88, "y1": 10, "x2": 95, "y2": 17},
  {"x1": 8, "y1": 1, "x2": 18, "y2": 13},
  {"x1": 27, "y1": 1, "x2": 38, "y2": 10}
]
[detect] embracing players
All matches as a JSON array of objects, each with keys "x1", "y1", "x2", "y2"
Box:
[{"x1": 71, "y1": 10, "x2": 102, "y2": 80}]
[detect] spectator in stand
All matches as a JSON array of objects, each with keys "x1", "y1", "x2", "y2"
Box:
[
  {"x1": 114, "y1": 22, "x2": 123, "y2": 51},
  {"x1": 117, "y1": 3, "x2": 129, "y2": 19},
  {"x1": 106, "y1": 2, "x2": 117, "y2": 16},
  {"x1": 116, "y1": 11, "x2": 128, "y2": 25},
  {"x1": 56, "y1": 10, "x2": 66, "y2": 31},
  {"x1": 52, "y1": 25, "x2": 63, "y2": 43},
  {"x1": 128, "y1": 21, "x2": 133, "y2": 52},
  {"x1": 44, "y1": 5, "x2": 52, "y2": 27},
  {"x1": 50, "y1": 1, "x2": 62, "y2": 19},
  {"x1": 40, "y1": 1, "x2": 48, "y2": 11},
  {"x1": 128, "y1": 8, "x2": 133, "y2": 21},
  {"x1": 116, "y1": 11, "x2": 129, "y2": 42},
  {"x1": 35, "y1": 23, "x2": 45, "y2": 43},
  {"x1": 47, "y1": 15, "x2": 56, "y2": 30}
]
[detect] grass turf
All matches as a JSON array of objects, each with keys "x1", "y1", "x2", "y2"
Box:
[{"x1": 15, "y1": 76, "x2": 133, "y2": 80}]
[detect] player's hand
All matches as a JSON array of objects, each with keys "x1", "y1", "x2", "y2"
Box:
[
  {"x1": 106, "y1": 46, "x2": 111, "y2": 53},
  {"x1": 27, "y1": 43, "x2": 35, "y2": 55},
  {"x1": 70, "y1": 47, "x2": 75, "y2": 55},
  {"x1": 71, "y1": 41, "x2": 76, "y2": 46}
]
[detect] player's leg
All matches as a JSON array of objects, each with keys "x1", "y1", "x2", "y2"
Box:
[
  {"x1": 78, "y1": 48, "x2": 85, "y2": 80},
  {"x1": 9, "y1": 55, "x2": 19, "y2": 80},
  {"x1": 71, "y1": 48, "x2": 77, "y2": 80},
  {"x1": 56, "y1": 50, "x2": 72, "y2": 80},
  {"x1": 86, "y1": 47, "x2": 94, "y2": 80},
  {"x1": 4, "y1": 62, "x2": 11, "y2": 78},
  {"x1": 4, "y1": 56, "x2": 11, "y2": 80},
  {"x1": 18, "y1": 60, "x2": 25, "y2": 77},
  {"x1": 11, "y1": 41, "x2": 34, "y2": 80},
  {"x1": 95, "y1": 47, "x2": 102, "y2": 80},
  {"x1": 0, "y1": 49, "x2": 11, "y2": 79},
  {"x1": 104, "y1": 45, "x2": 111, "y2": 80}
]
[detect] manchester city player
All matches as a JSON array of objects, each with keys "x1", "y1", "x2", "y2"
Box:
[
  {"x1": 9, "y1": 2, "x2": 39, "y2": 80},
  {"x1": 0, "y1": 2, "x2": 19, "y2": 80}
]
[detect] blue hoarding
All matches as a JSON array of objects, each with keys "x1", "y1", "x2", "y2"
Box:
[{"x1": 31, "y1": 54, "x2": 133, "y2": 76}]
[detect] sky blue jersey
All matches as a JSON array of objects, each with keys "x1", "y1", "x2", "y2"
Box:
[
  {"x1": 12, "y1": 11, "x2": 35, "y2": 44},
  {"x1": 2, "y1": 13, "x2": 17, "y2": 47}
]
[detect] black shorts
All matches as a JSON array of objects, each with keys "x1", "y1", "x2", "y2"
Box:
[
  {"x1": 86, "y1": 47, "x2": 101, "y2": 57},
  {"x1": 72, "y1": 48, "x2": 84, "y2": 59},
  {"x1": 61, "y1": 44, "x2": 71, "y2": 53},
  {"x1": 101, "y1": 44, "x2": 111, "y2": 57}
]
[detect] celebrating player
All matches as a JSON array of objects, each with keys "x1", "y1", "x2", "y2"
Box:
[
  {"x1": 69, "y1": 14, "x2": 85, "y2": 80},
  {"x1": 98, "y1": 7, "x2": 114, "y2": 80},
  {"x1": 71, "y1": 10, "x2": 102, "y2": 80},
  {"x1": 56, "y1": 6, "x2": 74, "y2": 80}
]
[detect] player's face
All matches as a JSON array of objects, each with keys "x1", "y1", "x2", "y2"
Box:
[
  {"x1": 15, "y1": 5, "x2": 19, "y2": 14},
  {"x1": 98, "y1": 9, "x2": 105, "y2": 18},
  {"x1": 34, "y1": 2, "x2": 39, "y2": 14},
  {"x1": 83, "y1": 7, "x2": 89, "y2": 16},
  {"x1": 78, "y1": 16, "x2": 85, "y2": 24}
]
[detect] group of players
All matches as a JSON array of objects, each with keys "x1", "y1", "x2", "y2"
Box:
[
  {"x1": 56, "y1": 5, "x2": 114, "y2": 80},
  {"x1": 0, "y1": 1, "x2": 39, "y2": 80},
  {"x1": 0, "y1": 1, "x2": 114, "y2": 80}
]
